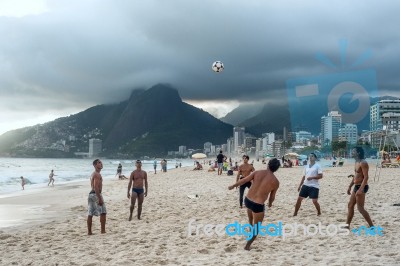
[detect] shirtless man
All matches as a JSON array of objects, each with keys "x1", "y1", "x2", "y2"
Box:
[
  {"x1": 127, "y1": 160, "x2": 148, "y2": 221},
  {"x1": 48, "y1": 169, "x2": 56, "y2": 186},
  {"x1": 228, "y1": 158, "x2": 280, "y2": 250},
  {"x1": 236, "y1": 155, "x2": 255, "y2": 208},
  {"x1": 346, "y1": 147, "x2": 374, "y2": 228},
  {"x1": 87, "y1": 159, "x2": 106, "y2": 235}
]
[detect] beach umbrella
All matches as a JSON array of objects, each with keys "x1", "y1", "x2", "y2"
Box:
[
  {"x1": 285, "y1": 152, "x2": 300, "y2": 159},
  {"x1": 191, "y1": 153, "x2": 207, "y2": 159}
]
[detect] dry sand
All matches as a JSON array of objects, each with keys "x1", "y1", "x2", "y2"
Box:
[{"x1": 0, "y1": 160, "x2": 399, "y2": 265}]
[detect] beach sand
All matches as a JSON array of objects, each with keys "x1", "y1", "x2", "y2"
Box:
[{"x1": 0, "y1": 161, "x2": 399, "y2": 265}]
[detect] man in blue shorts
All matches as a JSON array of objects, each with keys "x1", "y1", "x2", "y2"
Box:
[
  {"x1": 216, "y1": 150, "x2": 226, "y2": 176},
  {"x1": 127, "y1": 160, "x2": 148, "y2": 220}
]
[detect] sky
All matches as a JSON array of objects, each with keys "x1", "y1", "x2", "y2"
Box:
[{"x1": 0, "y1": 0, "x2": 400, "y2": 135}]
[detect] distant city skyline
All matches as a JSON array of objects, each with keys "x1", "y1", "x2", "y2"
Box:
[{"x1": 1, "y1": 1, "x2": 400, "y2": 135}]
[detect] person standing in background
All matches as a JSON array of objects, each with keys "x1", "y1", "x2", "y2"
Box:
[
  {"x1": 153, "y1": 160, "x2": 157, "y2": 174},
  {"x1": 21, "y1": 176, "x2": 25, "y2": 190}
]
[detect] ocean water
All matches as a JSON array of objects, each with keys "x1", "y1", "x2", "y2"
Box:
[{"x1": 0, "y1": 158, "x2": 195, "y2": 195}]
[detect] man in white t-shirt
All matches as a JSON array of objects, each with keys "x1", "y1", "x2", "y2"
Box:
[{"x1": 293, "y1": 152, "x2": 323, "y2": 216}]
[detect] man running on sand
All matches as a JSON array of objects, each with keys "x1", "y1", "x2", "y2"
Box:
[
  {"x1": 127, "y1": 160, "x2": 148, "y2": 221},
  {"x1": 48, "y1": 169, "x2": 56, "y2": 186},
  {"x1": 87, "y1": 159, "x2": 106, "y2": 235},
  {"x1": 228, "y1": 158, "x2": 280, "y2": 250},
  {"x1": 346, "y1": 146, "x2": 374, "y2": 228}
]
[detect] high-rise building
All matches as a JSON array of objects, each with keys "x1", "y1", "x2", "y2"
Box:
[
  {"x1": 227, "y1": 138, "x2": 233, "y2": 155},
  {"x1": 370, "y1": 99, "x2": 400, "y2": 131},
  {"x1": 339, "y1": 124, "x2": 358, "y2": 145},
  {"x1": 262, "y1": 133, "x2": 275, "y2": 150},
  {"x1": 255, "y1": 139, "x2": 262, "y2": 154},
  {"x1": 89, "y1": 138, "x2": 102, "y2": 157},
  {"x1": 178, "y1": 146, "x2": 187, "y2": 155},
  {"x1": 295, "y1": 131, "x2": 312, "y2": 143},
  {"x1": 381, "y1": 112, "x2": 400, "y2": 131},
  {"x1": 244, "y1": 137, "x2": 257, "y2": 149},
  {"x1": 204, "y1": 142, "x2": 212, "y2": 153},
  {"x1": 233, "y1": 127, "x2": 245, "y2": 152},
  {"x1": 321, "y1": 111, "x2": 342, "y2": 146}
]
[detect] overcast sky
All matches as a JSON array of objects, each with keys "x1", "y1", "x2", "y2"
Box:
[{"x1": 0, "y1": 0, "x2": 399, "y2": 135}]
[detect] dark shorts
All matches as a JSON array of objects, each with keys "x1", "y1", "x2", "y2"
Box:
[
  {"x1": 244, "y1": 197, "x2": 265, "y2": 213},
  {"x1": 132, "y1": 188, "x2": 144, "y2": 195},
  {"x1": 240, "y1": 176, "x2": 251, "y2": 188},
  {"x1": 354, "y1": 184, "x2": 369, "y2": 193},
  {"x1": 299, "y1": 185, "x2": 319, "y2": 199}
]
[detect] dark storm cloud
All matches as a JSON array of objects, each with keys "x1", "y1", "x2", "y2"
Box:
[{"x1": 0, "y1": 0, "x2": 400, "y2": 133}]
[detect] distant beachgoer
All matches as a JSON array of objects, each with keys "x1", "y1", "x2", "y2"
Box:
[
  {"x1": 116, "y1": 163, "x2": 122, "y2": 178},
  {"x1": 223, "y1": 161, "x2": 228, "y2": 171},
  {"x1": 217, "y1": 150, "x2": 227, "y2": 175},
  {"x1": 87, "y1": 159, "x2": 106, "y2": 235},
  {"x1": 381, "y1": 153, "x2": 391, "y2": 166},
  {"x1": 21, "y1": 176, "x2": 25, "y2": 190},
  {"x1": 127, "y1": 160, "x2": 148, "y2": 221},
  {"x1": 228, "y1": 158, "x2": 280, "y2": 250},
  {"x1": 153, "y1": 160, "x2": 157, "y2": 174},
  {"x1": 294, "y1": 153, "x2": 322, "y2": 216},
  {"x1": 236, "y1": 155, "x2": 255, "y2": 208},
  {"x1": 346, "y1": 147, "x2": 374, "y2": 228},
  {"x1": 48, "y1": 170, "x2": 56, "y2": 186},
  {"x1": 179, "y1": 162, "x2": 182, "y2": 168},
  {"x1": 193, "y1": 161, "x2": 203, "y2": 170},
  {"x1": 175, "y1": 162, "x2": 179, "y2": 168},
  {"x1": 161, "y1": 159, "x2": 167, "y2": 172}
]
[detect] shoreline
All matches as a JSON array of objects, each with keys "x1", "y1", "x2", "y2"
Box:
[{"x1": 0, "y1": 165, "x2": 189, "y2": 232}]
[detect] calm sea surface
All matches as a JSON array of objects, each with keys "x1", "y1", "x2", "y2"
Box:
[{"x1": 0, "y1": 158, "x2": 195, "y2": 194}]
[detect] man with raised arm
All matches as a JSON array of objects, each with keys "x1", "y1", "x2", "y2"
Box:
[
  {"x1": 228, "y1": 158, "x2": 280, "y2": 250},
  {"x1": 127, "y1": 160, "x2": 148, "y2": 220}
]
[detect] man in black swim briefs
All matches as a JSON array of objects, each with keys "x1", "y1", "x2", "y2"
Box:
[
  {"x1": 346, "y1": 147, "x2": 374, "y2": 228},
  {"x1": 127, "y1": 160, "x2": 148, "y2": 221},
  {"x1": 228, "y1": 158, "x2": 280, "y2": 250}
]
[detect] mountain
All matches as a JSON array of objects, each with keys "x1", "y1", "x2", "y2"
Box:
[
  {"x1": 239, "y1": 101, "x2": 291, "y2": 136},
  {"x1": 0, "y1": 84, "x2": 233, "y2": 158},
  {"x1": 220, "y1": 102, "x2": 264, "y2": 126},
  {"x1": 103, "y1": 84, "x2": 233, "y2": 156}
]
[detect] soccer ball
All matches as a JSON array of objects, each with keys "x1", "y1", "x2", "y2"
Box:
[{"x1": 212, "y1": 61, "x2": 224, "y2": 73}]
